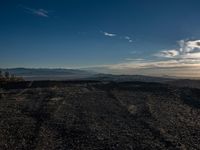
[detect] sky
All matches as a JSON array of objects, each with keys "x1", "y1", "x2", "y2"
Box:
[{"x1": 1, "y1": 0, "x2": 200, "y2": 77}]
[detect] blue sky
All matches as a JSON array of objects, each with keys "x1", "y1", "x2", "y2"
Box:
[{"x1": 1, "y1": 0, "x2": 200, "y2": 77}]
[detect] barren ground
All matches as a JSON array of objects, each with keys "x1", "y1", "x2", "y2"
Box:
[{"x1": 0, "y1": 81, "x2": 200, "y2": 150}]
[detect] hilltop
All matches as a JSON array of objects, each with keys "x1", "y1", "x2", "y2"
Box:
[{"x1": 0, "y1": 80, "x2": 200, "y2": 149}]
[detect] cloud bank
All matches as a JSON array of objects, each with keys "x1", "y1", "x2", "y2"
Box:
[{"x1": 90, "y1": 39, "x2": 200, "y2": 78}]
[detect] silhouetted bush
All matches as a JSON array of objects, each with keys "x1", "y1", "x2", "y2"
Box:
[{"x1": 0, "y1": 70, "x2": 24, "y2": 82}]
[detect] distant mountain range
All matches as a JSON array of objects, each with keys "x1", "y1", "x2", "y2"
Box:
[
  {"x1": 1, "y1": 68, "x2": 95, "y2": 81},
  {"x1": 0, "y1": 68, "x2": 176, "y2": 82},
  {"x1": 2, "y1": 68, "x2": 200, "y2": 89},
  {"x1": 87, "y1": 73, "x2": 175, "y2": 83}
]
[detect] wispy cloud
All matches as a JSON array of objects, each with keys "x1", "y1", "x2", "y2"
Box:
[
  {"x1": 124, "y1": 36, "x2": 133, "y2": 43},
  {"x1": 106, "y1": 60, "x2": 188, "y2": 71},
  {"x1": 21, "y1": 5, "x2": 50, "y2": 17},
  {"x1": 155, "y1": 50, "x2": 179, "y2": 58},
  {"x1": 101, "y1": 31, "x2": 133, "y2": 43},
  {"x1": 130, "y1": 51, "x2": 139, "y2": 54},
  {"x1": 125, "y1": 58, "x2": 144, "y2": 61},
  {"x1": 102, "y1": 31, "x2": 117, "y2": 37}
]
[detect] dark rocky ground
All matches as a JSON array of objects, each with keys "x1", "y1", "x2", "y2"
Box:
[{"x1": 0, "y1": 81, "x2": 200, "y2": 150}]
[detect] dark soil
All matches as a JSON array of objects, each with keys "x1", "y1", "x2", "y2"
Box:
[{"x1": 0, "y1": 81, "x2": 200, "y2": 150}]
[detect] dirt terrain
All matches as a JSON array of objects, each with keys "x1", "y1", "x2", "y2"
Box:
[{"x1": 0, "y1": 81, "x2": 200, "y2": 150}]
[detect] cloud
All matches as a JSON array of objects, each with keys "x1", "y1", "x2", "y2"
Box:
[
  {"x1": 124, "y1": 36, "x2": 133, "y2": 43},
  {"x1": 128, "y1": 40, "x2": 133, "y2": 43},
  {"x1": 155, "y1": 39, "x2": 200, "y2": 59},
  {"x1": 101, "y1": 31, "x2": 133, "y2": 43},
  {"x1": 33, "y1": 9, "x2": 49, "y2": 17},
  {"x1": 102, "y1": 32, "x2": 116, "y2": 37},
  {"x1": 89, "y1": 58, "x2": 200, "y2": 77},
  {"x1": 125, "y1": 58, "x2": 144, "y2": 61},
  {"x1": 125, "y1": 36, "x2": 131, "y2": 40},
  {"x1": 155, "y1": 50, "x2": 179, "y2": 58},
  {"x1": 178, "y1": 40, "x2": 200, "y2": 53},
  {"x1": 87, "y1": 39, "x2": 200, "y2": 77},
  {"x1": 22, "y1": 6, "x2": 49, "y2": 17},
  {"x1": 130, "y1": 51, "x2": 140, "y2": 54}
]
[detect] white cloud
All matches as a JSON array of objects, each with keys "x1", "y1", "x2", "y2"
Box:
[
  {"x1": 22, "y1": 6, "x2": 49, "y2": 17},
  {"x1": 178, "y1": 40, "x2": 200, "y2": 53},
  {"x1": 182, "y1": 52, "x2": 200, "y2": 59},
  {"x1": 155, "y1": 50, "x2": 179, "y2": 58},
  {"x1": 155, "y1": 39, "x2": 200, "y2": 59},
  {"x1": 103, "y1": 32, "x2": 116, "y2": 37},
  {"x1": 101, "y1": 32, "x2": 133, "y2": 43}
]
